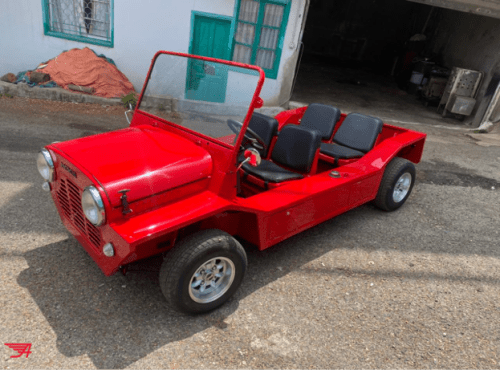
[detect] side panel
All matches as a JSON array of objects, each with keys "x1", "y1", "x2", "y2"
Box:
[
  {"x1": 348, "y1": 173, "x2": 383, "y2": 205},
  {"x1": 232, "y1": 127, "x2": 426, "y2": 250},
  {"x1": 234, "y1": 170, "x2": 356, "y2": 249},
  {"x1": 104, "y1": 106, "x2": 426, "y2": 261},
  {"x1": 266, "y1": 184, "x2": 351, "y2": 242}
]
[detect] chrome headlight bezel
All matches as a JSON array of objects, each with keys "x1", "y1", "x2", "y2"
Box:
[
  {"x1": 81, "y1": 186, "x2": 106, "y2": 226},
  {"x1": 37, "y1": 148, "x2": 55, "y2": 182}
]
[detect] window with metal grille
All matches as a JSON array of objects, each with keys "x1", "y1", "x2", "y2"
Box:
[
  {"x1": 42, "y1": 0, "x2": 114, "y2": 47},
  {"x1": 232, "y1": 0, "x2": 290, "y2": 79}
]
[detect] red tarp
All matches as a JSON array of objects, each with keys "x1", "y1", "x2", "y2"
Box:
[{"x1": 37, "y1": 48, "x2": 135, "y2": 98}]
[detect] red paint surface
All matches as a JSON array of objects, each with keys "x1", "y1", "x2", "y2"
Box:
[
  {"x1": 53, "y1": 125, "x2": 212, "y2": 207},
  {"x1": 45, "y1": 50, "x2": 427, "y2": 276}
]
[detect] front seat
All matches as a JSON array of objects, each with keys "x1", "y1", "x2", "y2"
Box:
[
  {"x1": 242, "y1": 124, "x2": 321, "y2": 186},
  {"x1": 299, "y1": 103, "x2": 341, "y2": 141},
  {"x1": 320, "y1": 113, "x2": 383, "y2": 165},
  {"x1": 246, "y1": 112, "x2": 279, "y2": 158}
]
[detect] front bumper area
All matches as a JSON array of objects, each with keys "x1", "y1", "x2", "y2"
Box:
[
  {"x1": 51, "y1": 171, "x2": 232, "y2": 277},
  {"x1": 52, "y1": 173, "x2": 133, "y2": 276},
  {"x1": 47, "y1": 147, "x2": 233, "y2": 276}
]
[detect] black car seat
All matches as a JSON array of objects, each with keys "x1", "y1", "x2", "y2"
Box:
[
  {"x1": 320, "y1": 113, "x2": 383, "y2": 165},
  {"x1": 300, "y1": 103, "x2": 341, "y2": 141},
  {"x1": 244, "y1": 112, "x2": 279, "y2": 158},
  {"x1": 241, "y1": 124, "x2": 322, "y2": 186}
]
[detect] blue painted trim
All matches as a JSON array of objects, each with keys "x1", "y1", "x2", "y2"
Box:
[
  {"x1": 110, "y1": 0, "x2": 114, "y2": 47},
  {"x1": 41, "y1": 0, "x2": 49, "y2": 33},
  {"x1": 231, "y1": 0, "x2": 239, "y2": 58},
  {"x1": 232, "y1": 0, "x2": 291, "y2": 80},
  {"x1": 191, "y1": 10, "x2": 233, "y2": 22},
  {"x1": 187, "y1": 11, "x2": 233, "y2": 102},
  {"x1": 188, "y1": 11, "x2": 196, "y2": 55},
  {"x1": 41, "y1": 0, "x2": 114, "y2": 48},
  {"x1": 228, "y1": 65, "x2": 260, "y2": 76},
  {"x1": 189, "y1": 11, "x2": 233, "y2": 56},
  {"x1": 44, "y1": 30, "x2": 114, "y2": 47}
]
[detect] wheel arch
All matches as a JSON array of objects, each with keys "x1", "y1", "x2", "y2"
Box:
[
  {"x1": 394, "y1": 136, "x2": 426, "y2": 164},
  {"x1": 159, "y1": 228, "x2": 248, "y2": 313},
  {"x1": 170, "y1": 210, "x2": 261, "y2": 250},
  {"x1": 374, "y1": 156, "x2": 416, "y2": 211}
]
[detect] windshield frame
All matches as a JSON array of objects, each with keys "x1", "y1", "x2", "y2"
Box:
[{"x1": 135, "y1": 50, "x2": 266, "y2": 152}]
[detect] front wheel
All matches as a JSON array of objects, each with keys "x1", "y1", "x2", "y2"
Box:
[
  {"x1": 374, "y1": 157, "x2": 416, "y2": 211},
  {"x1": 159, "y1": 229, "x2": 247, "y2": 314}
]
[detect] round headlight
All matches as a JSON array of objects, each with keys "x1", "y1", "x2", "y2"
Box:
[
  {"x1": 81, "y1": 186, "x2": 105, "y2": 226},
  {"x1": 37, "y1": 149, "x2": 54, "y2": 181}
]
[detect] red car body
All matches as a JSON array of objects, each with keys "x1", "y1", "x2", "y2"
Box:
[{"x1": 43, "y1": 51, "x2": 426, "y2": 279}]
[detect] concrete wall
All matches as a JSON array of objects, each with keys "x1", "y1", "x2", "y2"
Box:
[
  {"x1": 0, "y1": 0, "x2": 306, "y2": 106},
  {"x1": 431, "y1": 9, "x2": 500, "y2": 125}
]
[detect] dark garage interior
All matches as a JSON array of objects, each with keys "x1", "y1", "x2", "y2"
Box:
[{"x1": 291, "y1": 0, "x2": 500, "y2": 130}]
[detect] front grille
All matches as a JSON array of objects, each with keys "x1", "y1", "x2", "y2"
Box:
[{"x1": 56, "y1": 177, "x2": 103, "y2": 249}]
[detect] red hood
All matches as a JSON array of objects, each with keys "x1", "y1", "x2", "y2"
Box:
[{"x1": 52, "y1": 125, "x2": 212, "y2": 207}]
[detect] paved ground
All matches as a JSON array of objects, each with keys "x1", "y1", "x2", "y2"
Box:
[
  {"x1": 291, "y1": 57, "x2": 484, "y2": 130},
  {"x1": 1, "y1": 96, "x2": 500, "y2": 369}
]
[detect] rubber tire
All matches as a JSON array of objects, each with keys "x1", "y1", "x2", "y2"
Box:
[
  {"x1": 374, "y1": 157, "x2": 416, "y2": 211},
  {"x1": 159, "y1": 229, "x2": 247, "y2": 314}
]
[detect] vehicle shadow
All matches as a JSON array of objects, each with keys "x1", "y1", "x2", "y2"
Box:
[
  {"x1": 16, "y1": 169, "x2": 500, "y2": 369},
  {"x1": 17, "y1": 207, "x2": 364, "y2": 368},
  {"x1": 17, "y1": 237, "x2": 235, "y2": 368}
]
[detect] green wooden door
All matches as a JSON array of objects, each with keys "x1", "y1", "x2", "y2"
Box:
[{"x1": 186, "y1": 14, "x2": 231, "y2": 103}]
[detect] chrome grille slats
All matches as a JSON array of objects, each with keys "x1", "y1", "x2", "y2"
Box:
[
  {"x1": 57, "y1": 179, "x2": 71, "y2": 217},
  {"x1": 66, "y1": 179, "x2": 85, "y2": 231},
  {"x1": 55, "y1": 172, "x2": 103, "y2": 249},
  {"x1": 87, "y1": 221, "x2": 101, "y2": 247}
]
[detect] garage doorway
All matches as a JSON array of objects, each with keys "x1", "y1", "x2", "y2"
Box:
[{"x1": 291, "y1": 0, "x2": 442, "y2": 122}]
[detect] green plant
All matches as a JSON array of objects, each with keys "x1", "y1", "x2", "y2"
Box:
[{"x1": 121, "y1": 93, "x2": 137, "y2": 109}]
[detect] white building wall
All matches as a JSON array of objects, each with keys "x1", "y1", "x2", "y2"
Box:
[
  {"x1": 271, "y1": 0, "x2": 306, "y2": 105},
  {"x1": 0, "y1": 0, "x2": 305, "y2": 106}
]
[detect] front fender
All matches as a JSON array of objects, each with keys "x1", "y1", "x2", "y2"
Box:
[{"x1": 99, "y1": 191, "x2": 232, "y2": 274}]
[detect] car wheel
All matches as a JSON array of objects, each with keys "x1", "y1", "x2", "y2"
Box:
[
  {"x1": 159, "y1": 229, "x2": 247, "y2": 314},
  {"x1": 374, "y1": 157, "x2": 416, "y2": 211}
]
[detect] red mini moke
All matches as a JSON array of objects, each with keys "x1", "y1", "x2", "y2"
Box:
[{"x1": 37, "y1": 51, "x2": 426, "y2": 313}]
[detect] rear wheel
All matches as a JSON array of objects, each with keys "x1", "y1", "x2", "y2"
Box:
[
  {"x1": 374, "y1": 157, "x2": 416, "y2": 211},
  {"x1": 159, "y1": 229, "x2": 247, "y2": 314}
]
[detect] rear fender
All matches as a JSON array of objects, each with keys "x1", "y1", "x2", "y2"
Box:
[{"x1": 395, "y1": 135, "x2": 426, "y2": 164}]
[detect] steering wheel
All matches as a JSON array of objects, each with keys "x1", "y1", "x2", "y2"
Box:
[{"x1": 227, "y1": 119, "x2": 267, "y2": 152}]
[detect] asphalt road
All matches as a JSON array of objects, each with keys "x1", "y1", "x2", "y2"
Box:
[{"x1": 1, "y1": 97, "x2": 500, "y2": 369}]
